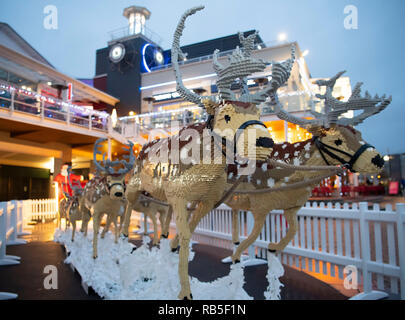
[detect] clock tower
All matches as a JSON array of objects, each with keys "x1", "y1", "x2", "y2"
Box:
[{"x1": 94, "y1": 5, "x2": 164, "y2": 116}]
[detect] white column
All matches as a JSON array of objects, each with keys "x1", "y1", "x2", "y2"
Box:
[
  {"x1": 396, "y1": 204, "x2": 405, "y2": 300},
  {"x1": 284, "y1": 121, "x2": 288, "y2": 142},
  {"x1": 108, "y1": 138, "x2": 112, "y2": 161}
]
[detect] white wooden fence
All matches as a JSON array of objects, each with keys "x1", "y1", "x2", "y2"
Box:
[
  {"x1": 0, "y1": 198, "x2": 58, "y2": 299},
  {"x1": 2, "y1": 197, "x2": 403, "y2": 300},
  {"x1": 134, "y1": 201, "x2": 405, "y2": 300},
  {"x1": 22, "y1": 199, "x2": 58, "y2": 222},
  {"x1": 0, "y1": 200, "x2": 27, "y2": 299}
]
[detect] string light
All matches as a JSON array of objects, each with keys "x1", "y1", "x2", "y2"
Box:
[{"x1": 0, "y1": 83, "x2": 109, "y2": 118}]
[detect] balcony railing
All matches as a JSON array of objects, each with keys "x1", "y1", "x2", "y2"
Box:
[
  {"x1": 148, "y1": 39, "x2": 282, "y2": 72},
  {"x1": 0, "y1": 82, "x2": 109, "y2": 132},
  {"x1": 115, "y1": 91, "x2": 318, "y2": 139},
  {"x1": 108, "y1": 25, "x2": 163, "y2": 46}
]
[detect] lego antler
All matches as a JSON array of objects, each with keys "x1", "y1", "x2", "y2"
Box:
[
  {"x1": 269, "y1": 71, "x2": 392, "y2": 128},
  {"x1": 172, "y1": 6, "x2": 295, "y2": 107},
  {"x1": 172, "y1": 6, "x2": 213, "y2": 108},
  {"x1": 67, "y1": 166, "x2": 83, "y2": 195},
  {"x1": 315, "y1": 71, "x2": 392, "y2": 127},
  {"x1": 93, "y1": 139, "x2": 135, "y2": 175}
]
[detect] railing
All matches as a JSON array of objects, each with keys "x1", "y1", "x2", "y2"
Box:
[
  {"x1": 0, "y1": 82, "x2": 109, "y2": 132},
  {"x1": 108, "y1": 25, "x2": 163, "y2": 46},
  {"x1": 115, "y1": 91, "x2": 316, "y2": 139},
  {"x1": 148, "y1": 39, "x2": 282, "y2": 72},
  {"x1": 116, "y1": 105, "x2": 207, "y2": 137},
  {"x1": 22, "y1": 199, "x2": 58, "y2": 222},
  {"x1": 132, "y1": 201, "x2": 405, "y2": 300},
  {"x1": 0, "y1": 200, "x2": 31, "y2": 299}
]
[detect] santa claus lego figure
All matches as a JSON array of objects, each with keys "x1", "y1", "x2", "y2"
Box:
[{"x1": 53, "y1": 163, "x2": 82, "y2": 200}]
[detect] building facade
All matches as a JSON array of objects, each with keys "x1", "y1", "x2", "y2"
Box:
[{"x1": 0, "y1": 23, "x2": 119, "y2": 200}]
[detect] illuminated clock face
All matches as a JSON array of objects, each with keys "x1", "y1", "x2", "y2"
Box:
[
  {"x1": 109, "y1": 43, "x2": 125, "y2": 63},
  {"x1": 155, "y1": 51, "x2": 164, "y2": 64},
  {"x1": 142, "y1": 43, "x2": 165, "y2": 72}
]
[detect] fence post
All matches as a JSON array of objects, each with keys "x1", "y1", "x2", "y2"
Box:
[
  {"x1": 350, "y1": 202, "x2": 388, "y2": 300},
  {"x1": 18, "y1": 200, "x2": 31, "y2": 236},
  {"x1": 7, "y1": 201, "x2": 26, "y2": 246},
  {"x1": 0, "y1": 202, "x2": 20, "y2": 266},
  {"x1": 396, "y1": 203, "x2": 405, "y2": 300},
  {"x1": 0, "y1": 207, "x2": 18, "y2": 297},
  {"x1": 17, "y1": 201, "x2": 22, "y2": 234},
  {"x1": 359, "y1": 202, "x2": 371, "y2": 293}
]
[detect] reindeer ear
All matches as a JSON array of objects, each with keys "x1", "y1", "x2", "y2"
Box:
[
  {"x1": 306, "y1": 125, "x2": 324, "y2": 136},
  {"x1": 201, "y1": 98, "x2": 219, "y2": 115}
]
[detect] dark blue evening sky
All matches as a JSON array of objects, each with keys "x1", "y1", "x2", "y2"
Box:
[{"x1": 1, "y1": 0, "x2": 404, "y2": 154}]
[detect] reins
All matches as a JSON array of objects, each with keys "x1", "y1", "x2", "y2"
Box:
[{"x1": 222, "y1": 158, "x2": 343, "y2": 196}]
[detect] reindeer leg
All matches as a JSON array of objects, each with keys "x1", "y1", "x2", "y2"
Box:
[
  {"x1": 149, "y1": 211, "x2": 159, "y2": 245},
  {"x1": 81, "y1": 210, "x2": 90, "y2": 236},
  {"x1": 84, "y1": 212, "x2": 90, "y2": 237},
  {"x1": 170, "y1": 201, "x2": 215, "y2": 250},
  {"x1": 71, "y1": 220, "x2": 76, "y2": 242},
  {"x1": 268, "y1": 207, "x2": 299, "y2": 252},
  {"x1": 120, "y1": 202, "x2": 134, "y2": 238},
  {"x1": 158, "y1": 210, "x2": 166, "y2": 240},
  {"x1": 161, "y1": 206, "x2": 173, "y2": 238},
  {"x1": 188, "y1": 201, "x2": 215, "y2": 234},
  {"x1": 231, "y1": 208, "x2": 240, "y2": 247},
  {"x1": 232, "y1": 211, "x2": 266, "y2": 263},
  {"x1": 113, "y1": 213, "x2": 119, "y2": 244},
  {"x1": 170, "y1": 203, "x2": 198, "y2": 249},
  {"x1": 65, "y1": 214, "x2": 69, "y2": 231},
  {"x1": 92, "y1": 212, "x2": 100, "y2": 259},
  {"x1": 101, "y1": 214, "x2": 113, "y2": 239},
  {"x1": 121, "y1": 190, "x2": 141, "y2": 237},
  {"x1": 171, "y1": 199, "x2": 193, "y2": 300}
]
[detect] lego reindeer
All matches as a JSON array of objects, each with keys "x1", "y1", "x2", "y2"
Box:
[
  {"x1": 58, "y1": 183, "x2": 71, "y2": 230},
  {"x1": 129, "y1": 195, "x2": 172, "y2": 245},
  {"x1": 64, "y1": 167, "x2": 91, "y2": 242},
  {"x1": 225, "y1": 71, "x2": 391, "y2": 262},
  {"x1": 82, "y1": 139, "x2": 135, "y2": 259},
  {"x1": 121, "y1": 5, "x2": 296, "y2": 299}
]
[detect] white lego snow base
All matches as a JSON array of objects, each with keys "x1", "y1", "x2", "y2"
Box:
[{"x1": 54, "y1": 228, "x2": 283, "y2": 300}]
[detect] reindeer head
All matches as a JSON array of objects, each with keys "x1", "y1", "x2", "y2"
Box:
[
  {"x1": 205, "y1": 100, "x2": 272, "y2": 161},
  {"x1": 269, "y1": 71, "x2": 391, "y2": 174},
  {"x1": 93, "y1": 139, "x2": 135, "y2": 200},
  {"x1": 67, "y1": 166, "x2": 83, "y2": 198},
  {"x1": 172, "y1": 6, "x2": 296, "y2": 162}
]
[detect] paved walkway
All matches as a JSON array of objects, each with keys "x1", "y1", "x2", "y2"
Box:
[{"x1": 0, "y1": 223, "x2": 347, "y2": 300}]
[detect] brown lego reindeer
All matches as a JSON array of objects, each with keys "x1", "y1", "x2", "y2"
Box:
[
  {"x1": 225, "y1": 71, "x2": 391, "y2": 262},
  {"x1": 64, "y1": 167, "x2": 91, "y2": 242},
  {"x1": 129, "y1": 195, "x2": 172, "y2": 245},
  {"x1": 82, "y1": 139, "x2": 135, "y2": 259},
  {"x1": 121, "y1": 5, "x2": 297, "y2": 299},
  {"x1": 58, "y1": 183, "x2": 71, "y2": 230}
]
